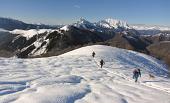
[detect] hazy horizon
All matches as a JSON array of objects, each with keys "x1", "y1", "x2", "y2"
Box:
[{"x1": 0, "y1": 0, "x2": 170, "y2": 26}]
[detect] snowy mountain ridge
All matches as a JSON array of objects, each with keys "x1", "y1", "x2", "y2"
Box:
[
  {"x1": 10, "y1": 29, "x2": 54, "y2": 39},
  {"x1": 1, "y1": 17, "x2": 170, "y2": 34},
  {"x1": 97, "y1": 18, "x2": 130, "y2": 29},
  {"x1": 72, "y1": 18, "x2": 170, "y2": 34},
  {"x1": 73, "y1": 18, "x2": 131, "y2": 31},
  {"x1": 0, "y1": 45, "x2": 170, "y2": 103},
  {"x1": 9, "y1": 25, "x2": 110, "y2": 58}
]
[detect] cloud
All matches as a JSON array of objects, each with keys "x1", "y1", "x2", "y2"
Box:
[{"x1": 74, "y1": 5, "x2": 80, "y2": 9}]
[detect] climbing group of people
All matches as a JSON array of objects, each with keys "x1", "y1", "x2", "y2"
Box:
[
  {"x1": 92, "y1": 51, "x2": 105, "y2": 68},
  {"x1": 92, "y1": 51, "x2": 142, "y2": 83}
]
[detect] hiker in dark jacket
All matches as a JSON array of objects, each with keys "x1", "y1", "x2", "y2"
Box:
[
  {"x1": 133, "y1": 69, "x2": 141, "y2": 82},
  {"x1": 92, "y1": 51, "x2": 95, "y2": 58},
  {"x1": 100, "y1": 59, "x2": 105, "y2": 68}
]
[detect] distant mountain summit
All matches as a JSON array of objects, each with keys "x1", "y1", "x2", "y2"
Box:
[
  {"x1": 73, "y1": 18, "x2": 131, "y2": 32},
  {"x1": 73, "y1": 18, "x2": 98, "y2": 31},
  {"x1": 97, "y1": 18, "x2": 130, "y2": 29}
]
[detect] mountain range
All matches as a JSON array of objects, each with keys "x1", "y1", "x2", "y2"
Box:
[
  {"x1": 131, "y1": 24, "x2": 170, "y2": 35},
  {"x1": 0, "y1": 17, "x2": 170, "y2": 68}
]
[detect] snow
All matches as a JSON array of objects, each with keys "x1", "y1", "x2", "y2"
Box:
[
  {"x1": 10, "y1": 29, "x2": 53, "y2": 39},
  {"x1": 29, "y1": 37, "x2": 50, "y2": 56},
  {"x1": 73, "y1": 18, "x2": 95, "y2": 30},
  {"x1": 73, "y1": 18, "x2": 131, "y2": 32},
  {"x1": 10, "y1": 29, "x2": 56, "y2": 56},
  {"x1": 97, "y1": 18, "x2": 131, "y2": 29},
  {"x1": 60, "y1": 25, "x2": 70, "y2": 31},
  {"x1": 0, "y1": 45, "x2": 170, "y2": 103}
]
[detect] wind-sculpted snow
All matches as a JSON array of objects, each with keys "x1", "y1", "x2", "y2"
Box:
[{"x1": 0, "y1": 45, "x2": 170, "y2": 103}]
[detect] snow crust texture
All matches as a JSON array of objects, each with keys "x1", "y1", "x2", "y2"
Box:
[{"x1": 0, "y1": 45, "x2": 170, "y2": 103}]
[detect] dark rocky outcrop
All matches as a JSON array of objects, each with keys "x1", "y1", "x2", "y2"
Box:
[{"x1": 0, "y1": 31, "x2": 17, "y2": 57}]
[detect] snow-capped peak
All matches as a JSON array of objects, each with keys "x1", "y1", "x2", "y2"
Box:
[
  {"x1": 78, "y1": 18, "x2": 90, "y2": 24},
  {"x1": 73, "y1": 18, "x2": 95, "y2": 30},
  {"x1": 97, "y1": 18, "x2": 130, "y2": 29},
  {"x1": 73, "y1": 18, "x2": 131, "y2": 32}
]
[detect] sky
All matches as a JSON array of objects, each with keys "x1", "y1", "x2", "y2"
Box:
[{"x1": 0, "y1": 0, "x2": 170, "y2": 26}]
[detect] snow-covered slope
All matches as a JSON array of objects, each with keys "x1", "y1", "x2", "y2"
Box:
[
  {"x1": 0, "y1": 45, "x2": 170, "y2": 103},
  {"x1": 10, "y1": 26, "x2": 108, "y2": 58},
  {"x1": 8, "y1": 29, "x2": 57, "y2": 56},
  {"x1": 10, "y1": 29, "x2": 54, "y2": 39}
]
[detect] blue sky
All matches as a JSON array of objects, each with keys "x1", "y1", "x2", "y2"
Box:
[{"x1": 0, "y1": 0, "x2": 170, "y2": 25}]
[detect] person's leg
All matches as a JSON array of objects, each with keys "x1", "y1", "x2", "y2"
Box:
[
  {"x1": 133, "y1": 74, "x2": 135, "y2": 79},
  {"x1": 134, "y1": 74, "x2": 138, "y2": 82},
  {"x1": 135, "y1": 75, "x2": 139, "y2": 82}
]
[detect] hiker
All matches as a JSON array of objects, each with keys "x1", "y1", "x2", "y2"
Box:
[
  {"x1": 92, "y1": 51, "x2": 95, "y2": 58},
  {"x1": 100, "y1": 59, "x2": 105, "y2": 68},
  {"x1": 133, "y1": 69, "x2": 141, "y2": 82}
]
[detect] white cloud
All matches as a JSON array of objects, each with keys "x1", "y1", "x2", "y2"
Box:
[{"x1": 74, "y1": 5, "x2": 80, "y2": 9}]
